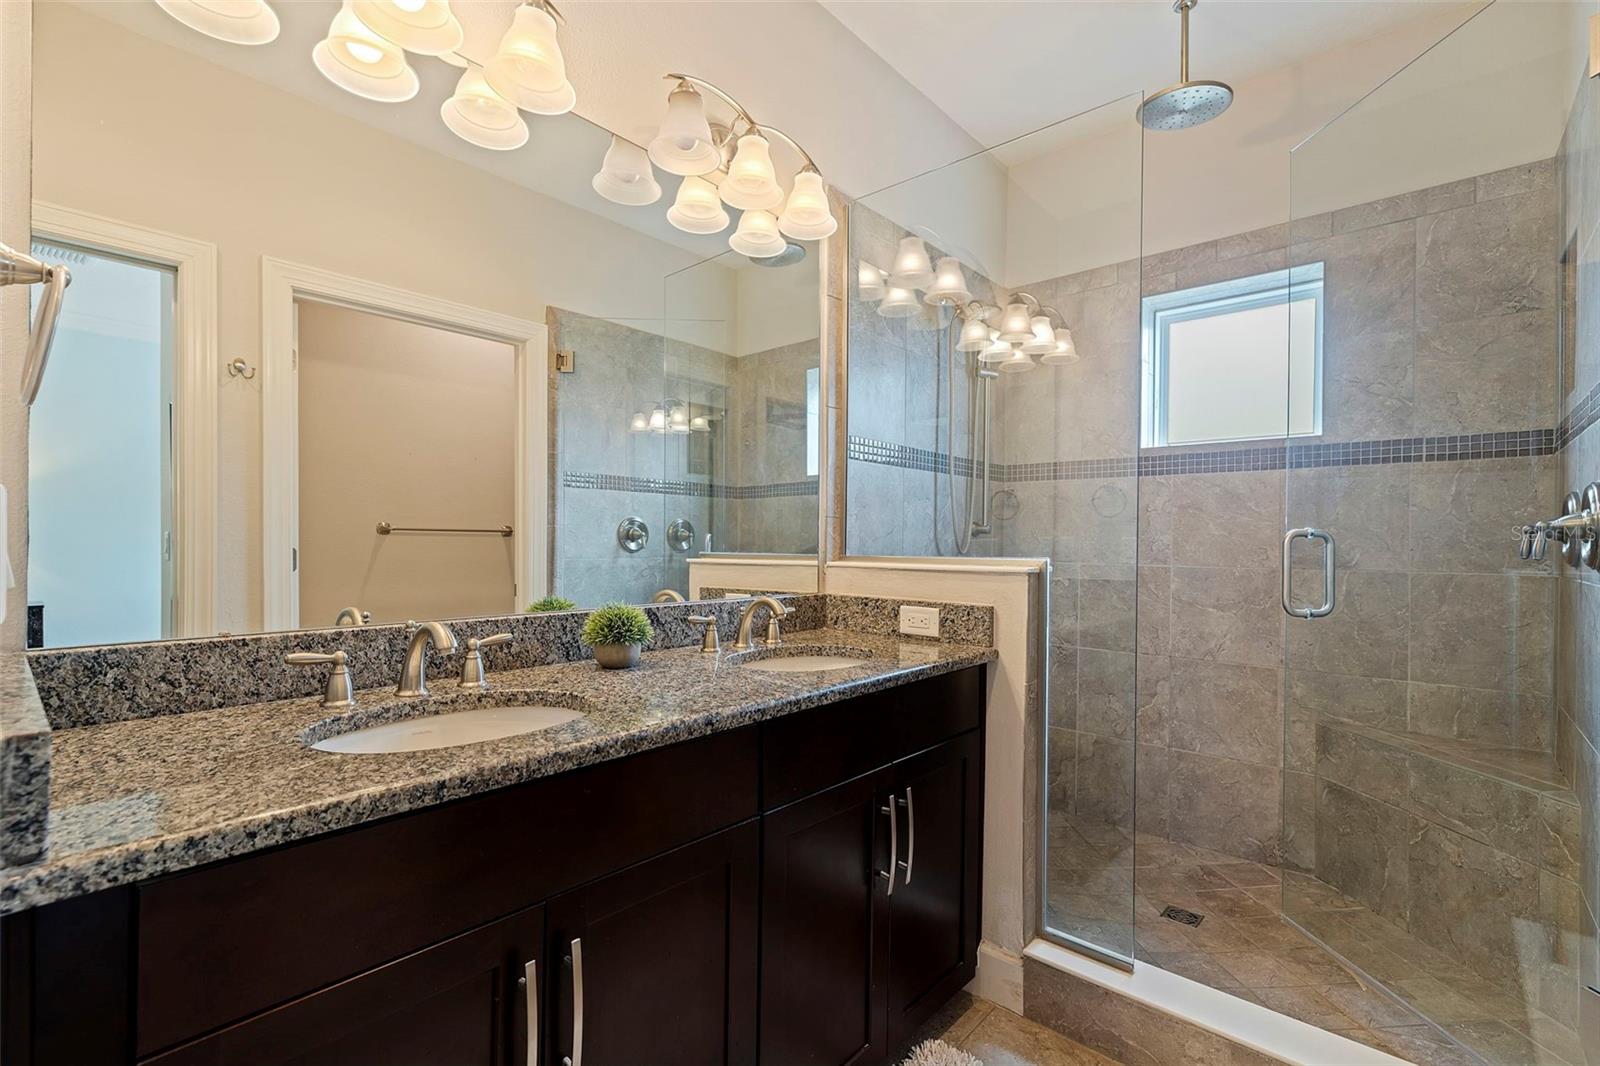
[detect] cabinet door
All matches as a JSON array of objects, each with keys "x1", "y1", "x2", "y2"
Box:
[
  {"x1": 546, "y1": 821, "x2": 759, "y2": 1066},
  {"x1": 144, "y1": 905, "x2": 544, "y2": 1066},
  {"x1": 887, "y1": 731, "x2": 983, "y2": 1052},
  {"x1": 760, "y1": 768, "x2": 894, "y2": 1066}
]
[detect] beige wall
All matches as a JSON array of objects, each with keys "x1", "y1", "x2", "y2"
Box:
[
  {"x1": 297, "y1": 302, "x2": 516, "y2": 627},
  {"x1": 31, "y1": 2, "x2": 713, "y2": 634}
]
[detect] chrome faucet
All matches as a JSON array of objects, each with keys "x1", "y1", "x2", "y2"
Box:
[
  {"x1": 397, "y1": 620, "x2": 458, "y2": 698},
  {"x1": 732, "y1": 596, "x2": 787, "y2": 651}
]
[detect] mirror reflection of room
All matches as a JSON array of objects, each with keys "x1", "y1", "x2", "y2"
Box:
[{"x1": 26, "y1": 0, "x2": 821, "y2": 643}]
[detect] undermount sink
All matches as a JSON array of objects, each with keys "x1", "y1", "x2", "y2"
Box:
[
  {"x1": 737, "y1": 647, "x2": 872, "y2": 673},
  {"x1": 310, "y1": 704, "x2": 586, "y2": 754}
]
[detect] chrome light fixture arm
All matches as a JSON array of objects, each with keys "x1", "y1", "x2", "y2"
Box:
[{"x1": 662, "y1": 74, "x2": 822, "y2": 173}]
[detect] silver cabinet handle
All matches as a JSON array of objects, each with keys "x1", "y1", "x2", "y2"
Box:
[
  {"x1": 897, "y1": 787, "x2": 915, "y2": 886},
  {"x1": 878, "y1": 800, "x2": 898, "y2": 896},
  {"x1": 519, "y1": 959, "x2": 538, "y2": 1066},
  {"x1": 562, "y1": 938, "x2": 583, "y2": 1066},
  {"x1": 1282, "y1": 527, "x2": 1336, "y2": 619}
]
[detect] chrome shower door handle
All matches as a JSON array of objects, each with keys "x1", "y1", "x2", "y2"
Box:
[
  {"x1": 1282, "y1": 527, "x2": 1336, "y2": 619},
  {"x1": 562, "y1": 938, "x2": 583, "y2": 1066}
]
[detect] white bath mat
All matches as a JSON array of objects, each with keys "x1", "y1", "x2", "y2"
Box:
[{"x1": 900, "y1": 1038, "x2": 983, "y2": 1066}]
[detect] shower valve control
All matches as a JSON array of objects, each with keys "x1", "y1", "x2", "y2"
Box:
[{"x1": 899, "y1": 605, "x2": 940, "y2": 638}]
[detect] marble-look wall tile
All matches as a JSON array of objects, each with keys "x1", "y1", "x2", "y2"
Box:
[
  {"x1": 1317, "y1": 723, "x2": 1408, "y2": 807},
  {"x1": 1315, "y1": 780, "x2": 1410, "y2": 921},
  {"x1": 1171, "y1": 471, "x2": 1283, "y2": 569},
  {"x1": 1407, "y1": 457, "x2": 1556, "y2": 575},
  {"x1": 1405, "y1": 754, "x2": 1544, "y2": 867},
  {"x1": 1169, "y1": 659, "x2": 1281, "y2": 767},
  {"x1": 1076, "y1": 648, "x2": 1135, "y2": 741},
  {"x1": 1075, "y1": 733, "x2": 1135, "y2": 827},
  {"x1": 1330, "y1": 177, "x2": 1476, "y2": 235},
  {"x1": 1408, "y1": 572, "x2": 1554, "y2": 693},
  {"x1": 1168, "y1": 567, "x2": 1283, "y2": 668},
  {"x1": 1285, "y1": 570, "x2": 1410, "y2": 681},
  {"x1": 1023, "y1": 956, "x2": 1283, "y2": 1066},
  {"x1": 1407, "y1": 819, "x2": 1543, "y2": 989},
  {"x1": 1407, "y1": 682, "x2": 1552, "y2": 751},
  {"x1": 1284, "y1": 465, "x2": 1410, "y2": 573},
  {"x1": 1168, "y1": 749, "x2": 1281, "y2": 865},
  {"x1": 1416, "y1": 188, "x2": 1557, "y2": 331}
]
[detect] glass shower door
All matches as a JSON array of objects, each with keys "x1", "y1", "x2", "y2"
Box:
[{"x1": 1282, "y1": 4, "x2": 1580, "y2": 1058}]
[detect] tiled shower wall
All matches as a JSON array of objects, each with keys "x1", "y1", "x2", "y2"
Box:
[
  {"x1": 1555, "y1": 59, "x2": 1600, "y2": 1051},
  {"x1": 547, "y1": 309, "x2": 818, "y2": 606}
]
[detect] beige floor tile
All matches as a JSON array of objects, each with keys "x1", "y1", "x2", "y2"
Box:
[
  {"x1": 1317, "y1": 981, "x2": 1431, "y2": 1029},
  {"x1": 1363, "y1": 1024, "x2": 1483, "y2": 1065},
  {"x1": 957, "y1": 1005, "x2": 1120, "y2": 1066},
  {"x1": 1252, "y1": 986, "x2": 1360, "y2": 1030},
  {"x1": 1447, "y1": 1019, "x2": 1576, "y2": 1065},
  {"x1": 1211, "y1": 950, "x2": 1306, "y2": 989},
  {"x1": 1209, "y1": 861, "x2": 1281, "y2": 888}
]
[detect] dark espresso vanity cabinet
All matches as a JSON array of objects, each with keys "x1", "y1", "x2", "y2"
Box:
[{"x1": 0, "y1": 665, "x2": 984, "y2": 1066}]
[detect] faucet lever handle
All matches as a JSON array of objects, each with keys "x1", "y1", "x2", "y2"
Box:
[
  {"x1": 686, "y1": 615, "x2": 719, "y2": 654},
  {"x1": 284, "y1": 650, "x2": 356, "y2": 709},
  {"x1": 461, "y1": 633, "x2": 512, "y2": 690}
]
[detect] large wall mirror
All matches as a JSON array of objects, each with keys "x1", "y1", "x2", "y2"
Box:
[{"x1": 27, "y1": 0, "x2": 821, "y2": 648}]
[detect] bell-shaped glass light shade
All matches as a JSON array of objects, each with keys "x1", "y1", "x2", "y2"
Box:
[
  {"x1": 629, "y1": 412, "x2": 649, "y2": 432},
  {"x1": 998, "y1": 348, "x2": 1037, "y2": 373},
  {"x1": 778, "y1": 171, "x2": 837, "y2": 240},
  {"x1": 689, "y1": 415, "x2": 711, "y2": 432},
  {"x1": 979, "y1": 336, "x2": 1013, "y2": 363},
  {"x1": 351, "y1": 0, "x2": 462, "y2": 54},
  {"x1": 720, "y1": 134, "x2": 784, "y2": 211},
  {"x1": 647, "y1": 406, "x2": 667, "y2": 432},
  {"x1": 956, "y1": 314, "x2": 992, "y2": 352},
  {"x1": 648, "y1": 83, "x2": 720, "y2": 176},
  {"x1": 440, "y1": 67, "x2": 528, "y2": 150},
  {"x1": 1041, "y1": 327, "x2": 1080, "y2": 365},
  {"x1": 1020, "y1": 315, "x2": 1057, "y2": 355},
  {"x1": 887, "y1": 237, "x2": 934, "y2": 289},
  {"x1": 729, "y1": 210, "x2": 786, "y2": 258},
  {"x1": 485, "y1": 3, "x2": 575, "y2": 115},
  {"x1": 666, "y1": 176, "x2": 730, "y2": 234},
  {"x1": 157, "y1": 0, "x2": 280, "y2": 44},
  {"x1": 668, "y1": 405, "x2": 692, "y2": 434},
  {"x1": 877, "y1": 286, "x2": 921, "y2": 318},
  {"x1": 858, "y1": 261, "x2": 887, "y2": 302},
  {"x1": 996, "y1": 301, "x2": 1034, "y2": 342},
  {"x1": 313, "y1": 2, "x2": 419, "y2": 102},
  {"x1": 923, "y1": 257, "x2": 971, "y2": 304},
  {"x1": 592, "y1": 136, "x2": 662, "y2": 206}
]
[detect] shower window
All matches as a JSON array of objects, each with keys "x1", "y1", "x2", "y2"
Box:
[{"x1": 1141, "y1": 263, "x2": 1323, "y2": 447}]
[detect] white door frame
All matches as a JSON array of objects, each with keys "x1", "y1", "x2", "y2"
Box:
[
  {"x1": 31, "y1": 202, "x2": 219, "y2": 638},
  {"x1": 260, "y1": 257, "x2": 547, "y2": 631}
]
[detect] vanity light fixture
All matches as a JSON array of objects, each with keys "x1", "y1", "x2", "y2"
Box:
[
  {"x1": 923, "y1": 257, "x2": 972, "y2": 305},
  {"x1": 887, "y1": 237, "x2": 935, "y2": 289},
  {"x1": 1041, "y1": 327, "x2": 1079, "y2": 365},
  {"x1": 592, "y1": 136, "x2": 663, "y2": 206},
  {"x1": 877, "y1": 286, "x2": 922, "y2": 318},
  {"x1": 156, "y1": 0, "x2": 281, "y2": 45},
  {"x1": 313, "y1": 2, "x2": 420, "y2": 102},
  {"x1": 665, "y1": 176, "x2": 730, "y2": 234},
  {"x1": 858, "y1": 262, "x2": 888, "y2": 301},
  {"x1": 485, "y1": 0, "x2": 576, "y2": 116},
  {"x1": 350, "y1": 0, "x2": 463, "y2": 55},
  {"x1": 619, "y1": 74, "x2": 837, "y2": 252},
  {"x1": 729, "y1": 210, "x2": 788, "y2": 258},
  {"x1": 440, "y1": 66, "x2": 529, "y2": 150},
  {"x1": 957, "y1": 314, "x2": 993, "y2": 352}
]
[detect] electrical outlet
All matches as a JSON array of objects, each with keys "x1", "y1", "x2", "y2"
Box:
[{"x1": 899, "y1": 605, "x2": 940, "y2": 638}]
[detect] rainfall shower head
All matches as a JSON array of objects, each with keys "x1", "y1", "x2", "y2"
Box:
[
  {"x1": 747, "y1": 241, "x2": 807, "y2": 267},
  {"x1": 1138, "y1": 0, "x2": 1233, "y2": 131}
]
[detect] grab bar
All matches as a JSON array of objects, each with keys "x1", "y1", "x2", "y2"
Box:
[
  {"x1": 376, "y1": 522, "x2": 512, "y2": 537},
  {"x1": 1, "y1": 241, "x2": 72, "y2": 406}
]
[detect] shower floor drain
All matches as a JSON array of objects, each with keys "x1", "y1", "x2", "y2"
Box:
[{"x1": 1160, "y1": 905, "x2": 1205, "y2": 927}]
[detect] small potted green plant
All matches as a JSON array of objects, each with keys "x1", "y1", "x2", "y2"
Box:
[
  {"x1": 526, "y1": 595, "x2": 577, "y2": 613},
  {"x1": 581, "y1": 602, "x2": 654, "y2": 669}
]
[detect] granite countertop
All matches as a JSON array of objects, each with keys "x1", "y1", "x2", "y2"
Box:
[{"x1": 0, "y1": 628, "x2": 993, "y2": 914}]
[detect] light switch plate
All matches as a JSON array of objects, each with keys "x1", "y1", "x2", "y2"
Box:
[{"x1": 899, "y1": 605, "x2": 940, "y2": 638}]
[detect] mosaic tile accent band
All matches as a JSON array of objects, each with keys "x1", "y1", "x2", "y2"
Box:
[
  {"x1": 563, "y1": 471, "x2": 818, "y2": 499},
  {"x1": 847, "y1": 418, "x2": 1582, "y2": 482}
]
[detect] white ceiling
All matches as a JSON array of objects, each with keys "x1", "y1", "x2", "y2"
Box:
[{"x1": 819, "y1": 0, "x2": 1482, "y2": 149}]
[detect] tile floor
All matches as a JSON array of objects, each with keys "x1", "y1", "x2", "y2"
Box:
[
  {"x1": 900, "y1": 992, "x2": 1116, "y2": 1066},
  {"x1": 1045, "y1": 814, "x2": 1582, "y2": 1065}
]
